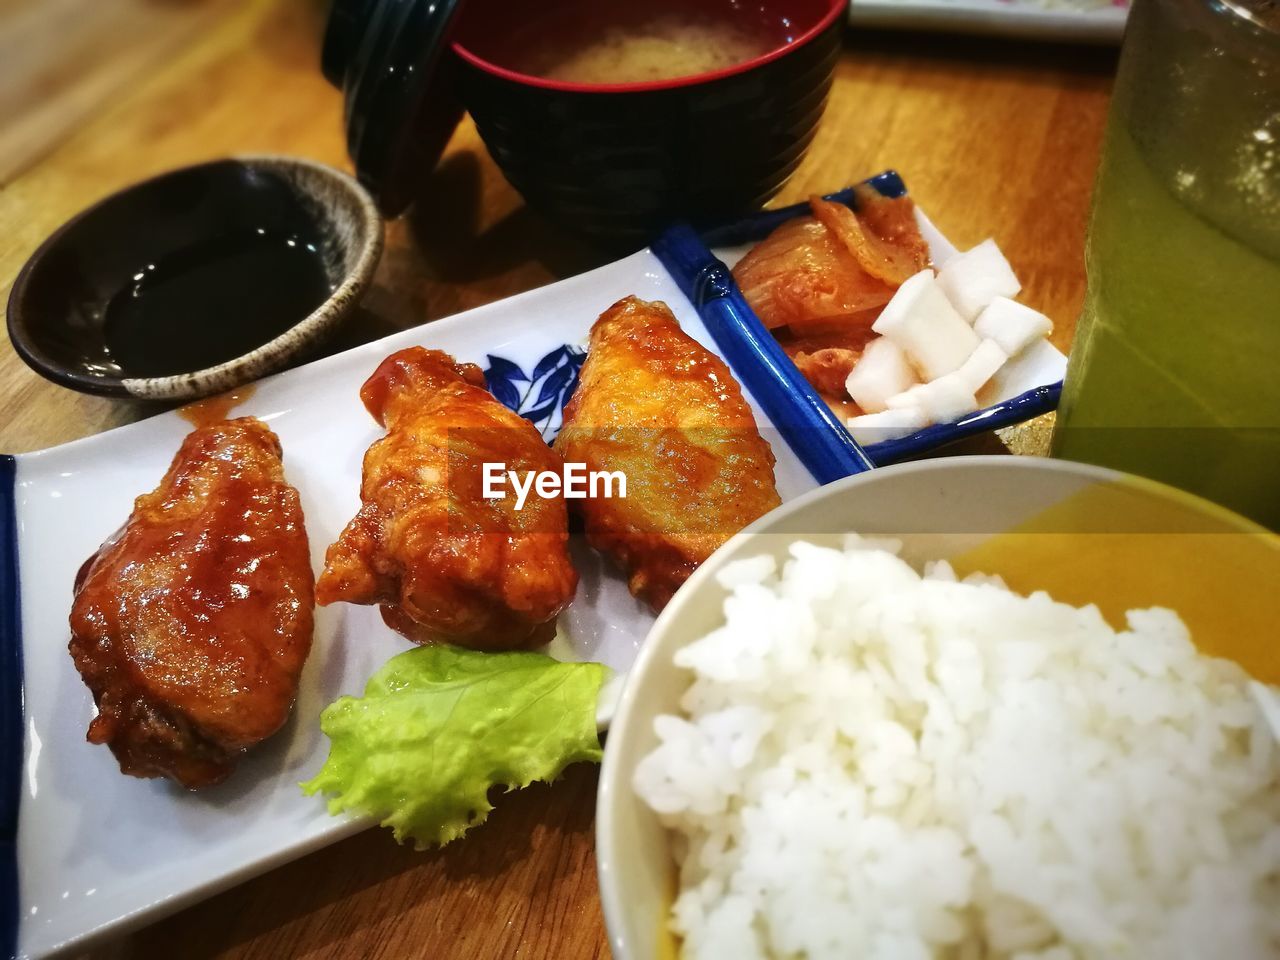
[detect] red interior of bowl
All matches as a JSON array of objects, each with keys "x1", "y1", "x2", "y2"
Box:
[{"x1": 451, "y1": 0, "x2": 845, "y2": 93}]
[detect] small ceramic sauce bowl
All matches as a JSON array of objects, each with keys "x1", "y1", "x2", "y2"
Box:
[
  {"x1": 6, "y1": 156, "x2": 382, "y2": 401},
  {"x1": 450, "y1": 0, "x2": 846, "y2": 243}
]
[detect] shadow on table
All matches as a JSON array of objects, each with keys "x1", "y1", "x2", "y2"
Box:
[
  {"x1": 103, "y1": 762, "x2": 603, "y2": 959},
  {"x1": 405, "y1": 152, "x2": 610, "y2": 284},
  {"x1": 292, "y1": 152, "x2": 612, "y2": 363}
]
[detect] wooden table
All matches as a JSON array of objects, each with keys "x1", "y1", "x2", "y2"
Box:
[{"x1": 0, "y1": 1, "x2": 1116, "y2": 956}]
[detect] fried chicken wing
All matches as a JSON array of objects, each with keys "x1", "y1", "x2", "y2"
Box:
[
  {"x1": 317, "y1": 347, "x2": 577, "y2": 650},
  {"x1": 554, "y1": 297, "x2": 781, "y2": 612},
  {"x1": 69, "y1": 418, "x2": 315, "y2": 789}
]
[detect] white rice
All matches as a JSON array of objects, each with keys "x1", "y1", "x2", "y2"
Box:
[{"x1": 633, "y1": 537, "x2": 1280, "y2": 960}]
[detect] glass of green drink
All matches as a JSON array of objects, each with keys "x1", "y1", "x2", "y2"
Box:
[{"x1": 1053, "y1": 0, "x2": 1280, "y2": 529}]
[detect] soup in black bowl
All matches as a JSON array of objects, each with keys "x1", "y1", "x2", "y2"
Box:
[
  {"x1": 323, "y1": 0, "x2": 845, "y2": 244},
  {"x1": 450, "y1": 0, "x2": 846, "y2": 243}
]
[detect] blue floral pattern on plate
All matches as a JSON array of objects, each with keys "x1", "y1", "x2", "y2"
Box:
[{"x1": 484, "y1": 344, "x2": 587, "y2": 442}]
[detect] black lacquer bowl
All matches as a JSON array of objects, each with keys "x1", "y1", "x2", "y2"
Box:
[
  {"x1": 449, "y1": 0, "x2": 846, "y2": 244},
  {"x1": 7, "y1": 156, "x2": 381, "y2": 400}
]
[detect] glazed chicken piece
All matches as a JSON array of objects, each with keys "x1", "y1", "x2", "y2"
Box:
[
  {"x1": 69, "y1": 418, "x2": 315, "y2": 789},
  {"x1": 317, "y1": 347, "x2": 577, "y2": 650},
  {"x1": 554, "y1": 297, "x2": 781, "y2": 612}
]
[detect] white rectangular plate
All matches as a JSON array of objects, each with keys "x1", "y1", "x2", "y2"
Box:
[
  {"x1": 8, "y1": 248, "x2": 823, "y2": 960},
  {"x1": 5, "y1": 205, "x2": 1065, "y2": 958}
]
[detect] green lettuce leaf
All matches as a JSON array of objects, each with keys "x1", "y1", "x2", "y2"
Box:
[{"x1": 301, "y1": 645, "x2": 606, "y2": 848}]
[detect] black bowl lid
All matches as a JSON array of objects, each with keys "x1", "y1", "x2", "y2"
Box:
[{"x1": 322, "y1": 0, "x2": 467, "y2": 216}]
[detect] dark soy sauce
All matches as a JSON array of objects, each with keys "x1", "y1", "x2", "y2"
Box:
[{"x1": 102, "y1": 227, "x2": 332, "y2": 378}]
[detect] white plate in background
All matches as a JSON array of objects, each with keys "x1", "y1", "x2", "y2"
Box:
[{"x1": 848, "y1": 0, "x2": 1128, "y2": 43}]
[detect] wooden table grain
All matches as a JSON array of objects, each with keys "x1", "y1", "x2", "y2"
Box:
[{"x1": 0, "y1": 1, "x2": 1116, "y2": 956}]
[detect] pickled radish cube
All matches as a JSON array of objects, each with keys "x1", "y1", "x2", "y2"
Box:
[
  {"x1": 956, "y1": 339, "x2": 1008, "y2": 394},
  {"x1": 846, "y1": 407, "x2": 929, "y2": 446},
  {"x1": 844, "y1": 338, "x2": 919, "y2": 414},
  {"x1": 872, "y1": 270, "x2": 981, "y2": 381},
  {"x1": 974, "y1": 297, "x2": 1054, "y2": 357},
  {"x1": 886, "y1": 373, "x2": 979, "y2": 424},
  {"x1": 936, "y1": 239, "x2": 1022, "y2": 321}
]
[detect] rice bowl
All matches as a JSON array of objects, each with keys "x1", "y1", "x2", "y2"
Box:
[
  {"x1": 595, "y1": 457, "x2": 1280, "y2": 960},
  {"x1": 633, "y1": 538, "x2": 1280, "y2": 959}
]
